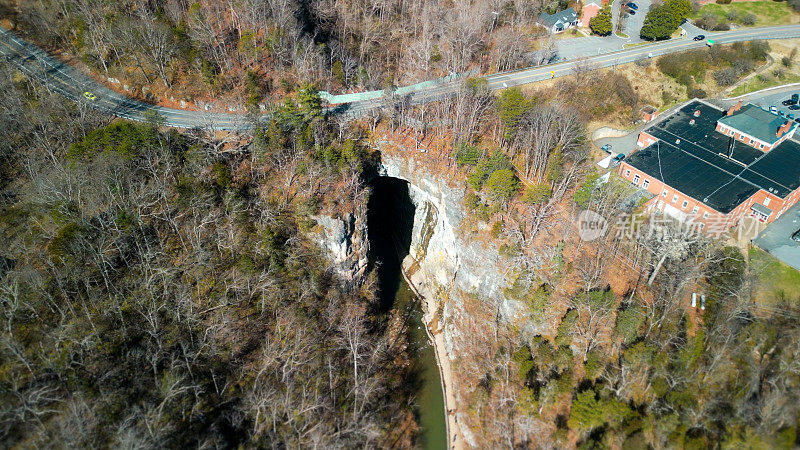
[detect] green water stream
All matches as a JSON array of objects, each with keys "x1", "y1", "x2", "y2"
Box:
[{"x1": 367, "y1": 177, "x2": 447, "y2": 449}]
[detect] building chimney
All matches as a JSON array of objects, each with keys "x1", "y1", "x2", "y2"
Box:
[
  {"x1": 727, "y1": 101, "x2": 743, "y2": 116},
  {"x1": 777, "y1": 120, "x2": 792, "y2": 138}
]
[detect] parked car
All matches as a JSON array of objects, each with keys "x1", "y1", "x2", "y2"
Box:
[
  {"x1": 789, "y1": 113, "x2": 795, "y2": 120},
  {"x1": 628, "y1": 9, "x2": 635, "y2": 14},
  {"x1": 706, "y1": 39, "x2": 715, "y2": 46},
  {"x1": 601, "y1": 144, "x2": 612, "y2": 153},
  {"x1": 693, "y1": 35, "x2": 705, "y2": 41},
  {"x1": 782, "y1": 99, "x2": 797, "y2": 106},
  {"x1": 790, "y1": 104, "x2": 800, "y2": 111},
  {"x1": 770, "y1": 106, "x2": 779, "y2": 113},
  {"x1": 792, "y1": 93, "x2": 799, "y2": 102},
  {"x1": 792, "y1": 228, "x2": 800, "y2": 242},
  {"x1": 627, "y1": 2, "x2": 638, "y2": 9},
  {"x1": 613, "y1": 153, "x2": 626, "y2": 163}
]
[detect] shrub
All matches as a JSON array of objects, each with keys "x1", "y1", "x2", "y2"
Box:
[
  {"x1": 490, "y1": 220, "x2": 504, "y2": 238},
  {"x1": 615, "y1": 306, "x2": 644, "y2": 344},
  {"x1": 791, "y1": 0, "x2": 800, "y2": 11},
  {"x1": 715, "y1": 0, "x2": 732, "y2": 3},
  {"x1": 724, "y1": 9, "x2": 739, "y2": 21},
  {"x1": 782, "y1": 56, "x2": 792, "y2": 68},
  {"x1": 656, "y1": 49, "x2": 708, "y2": 86},
  {"x1": 695, "y1": 12, "x2": 718, "y2": 30},
  {"x1": 211, "y1": 161, "x2": 232, "y2": 188},
  {"x1": 568, "y1": 389, "x2": 604, "y2": 431},
  {"x1": 741, "y1": 12, "x2": 757, "y2": 25},
  {"x1": 590, "y1": 7, "x2": 613, "y2": 36},
  {"x1": 712, "y1": 21, "x2": 731, "y2": 31},
  {"x1": 688, "y1": 88, "x2": 708, "y2": 98},
  {"x1": 555, "y1": 309, "x2": 578, "y2": 346},
  {"x1": 454, "y1": 143, "x2": 482, "y2": 165},
  {"x1": 486, "y1": 168, "x2": 519, "y2": 202},
  {"x1": 523, "y1": 183, "x2": 552, "y2": 204},
  {"x1": 713, "y1": 67, "x2": 738, "y2": 86},
  {"x1": 732, "y1": 59, "x2": 754, "y2": 76}
]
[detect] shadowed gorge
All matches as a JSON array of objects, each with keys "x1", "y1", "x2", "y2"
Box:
[{"x1": 366, "y1": 177, "x2": 447, "y2": 449}]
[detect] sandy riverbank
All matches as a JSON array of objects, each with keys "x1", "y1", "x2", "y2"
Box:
[{"x1": 401, "y1": 268, "x2": 464, "y2": 450}]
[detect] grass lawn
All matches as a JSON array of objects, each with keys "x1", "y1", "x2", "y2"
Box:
[
  {"x1": 730, "y1": 72, "x2": 800, "y2": 96},
  {"x1": 727, "y1": 39, "x2": 800, "y2": 96},
  {"x1": 691, "y1": 1, "x2": 800, "y2": 27},
  {"x1": 749, "y1": 245, "x2": 800, "y2": 306}
]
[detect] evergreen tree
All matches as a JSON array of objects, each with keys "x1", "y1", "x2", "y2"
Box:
[{"x1": 590, "y1": 7, "x2": 613, "y2": 36}]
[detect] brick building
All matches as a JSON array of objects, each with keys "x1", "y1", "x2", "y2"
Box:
[{"x1": 618, "y1": 100, "x2": 800, "y2": 232}]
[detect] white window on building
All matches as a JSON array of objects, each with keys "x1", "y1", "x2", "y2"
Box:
[
  {"x1": 672, "y1": 194, "x2": 679, "y2": 203},
  {"x1": 662, "y1": 189, "x2": 668, "y2": 197},
  {"x1": 692, "y1": 206, "x2": 699, "y2": 214},
  {"x1": 764, "y1": 197, "x2": 770, "y2": 206},
  {"x1": 703, "y1": 211, "x2": 710, "y2": 219},
  {"x1": 682, "y1": 200, "x2": 689, "y2": 209},
  {"x1": 625, "y1": 169, "x2": 631, "y2": 177},
  {"x1": 643, "y1": 180, "x2": 650, "y2": 189},
  {"x1": 760, "y1": 143, "x2": 765, "y2": 149},
  {"x1": 633, "y1": 174, "x2": 640, "y2": 185},
  {"x1": 749, "y1": 139, "x2": 754, "y2": 144}
]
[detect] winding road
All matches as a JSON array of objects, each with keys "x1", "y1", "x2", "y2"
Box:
[{"x1": 3, "y1": 24, "x2": 800, "y2": 130}]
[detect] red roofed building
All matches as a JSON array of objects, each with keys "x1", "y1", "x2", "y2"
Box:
[{"x1": 580, "y1": 1, "x2": 603, "y2": 27}]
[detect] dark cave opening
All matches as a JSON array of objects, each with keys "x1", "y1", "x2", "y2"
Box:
[{"x1": 366, "y1": 176, "x2": 416, "y2": 313}]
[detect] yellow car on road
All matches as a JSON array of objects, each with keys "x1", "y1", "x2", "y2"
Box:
[{"x1": 83, "y1": 91, "x2": 97, "y2": 101}]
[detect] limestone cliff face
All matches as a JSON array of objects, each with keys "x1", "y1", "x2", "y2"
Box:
[
  {"x1": 377, "y1": 153, "x2": 512, "y2": 317},
  {"x1": 310, "y1": 209, "x2": 369, "y2": 283},
  {"x1": 312, "y1": 153, "x2": 526, "y2": 446}
]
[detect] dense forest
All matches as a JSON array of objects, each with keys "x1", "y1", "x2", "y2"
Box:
[
  {"x1": 1, "y1": 0, "x2": 562, "y2": 102},
  {"x1": 0, "y1": 63, "x2": 425, "y2": 447},
  {"x1": 418, "y1": 78, "x2": 800, "y2": 448},
  {"x1": 3, "y1": 0, "x2": 800, "y2": 447}
]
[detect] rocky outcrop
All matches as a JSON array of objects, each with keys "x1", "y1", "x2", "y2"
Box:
[{"x1": 310, "y1": 211, "x2": 369, "y2": 282}]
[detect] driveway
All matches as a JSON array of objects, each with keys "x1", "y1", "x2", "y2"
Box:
[
  {"x1": 621, "y1": 0, "x2": 652, "y2": 43},
  {"x1": 753, "y1": 200, "x2": 800, "y2": 271},
  {"x1": 556, "y1": 35, "x2": 627, "y2": 60},
  {"x1": 594, "y1": 132, "x2": 641, "y2": 159}
]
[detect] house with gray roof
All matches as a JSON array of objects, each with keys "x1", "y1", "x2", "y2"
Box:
[
  {"x1": 538, "y1": 8, "x2": 579, "y2": 33},
  {"x1": 716, "y1": 101, "x2": 797, "y2": 152}
]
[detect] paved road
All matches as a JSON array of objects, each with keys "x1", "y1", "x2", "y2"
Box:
[
  {"x1": 4, "y1": 24, "x2": 800, "y2": 129},
  {"x1": 753, "y1": 200, "x2": 800, "y2": 271},
  {"x1": 0, "y1": 27, "x2": 246, "y2": 130}
]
